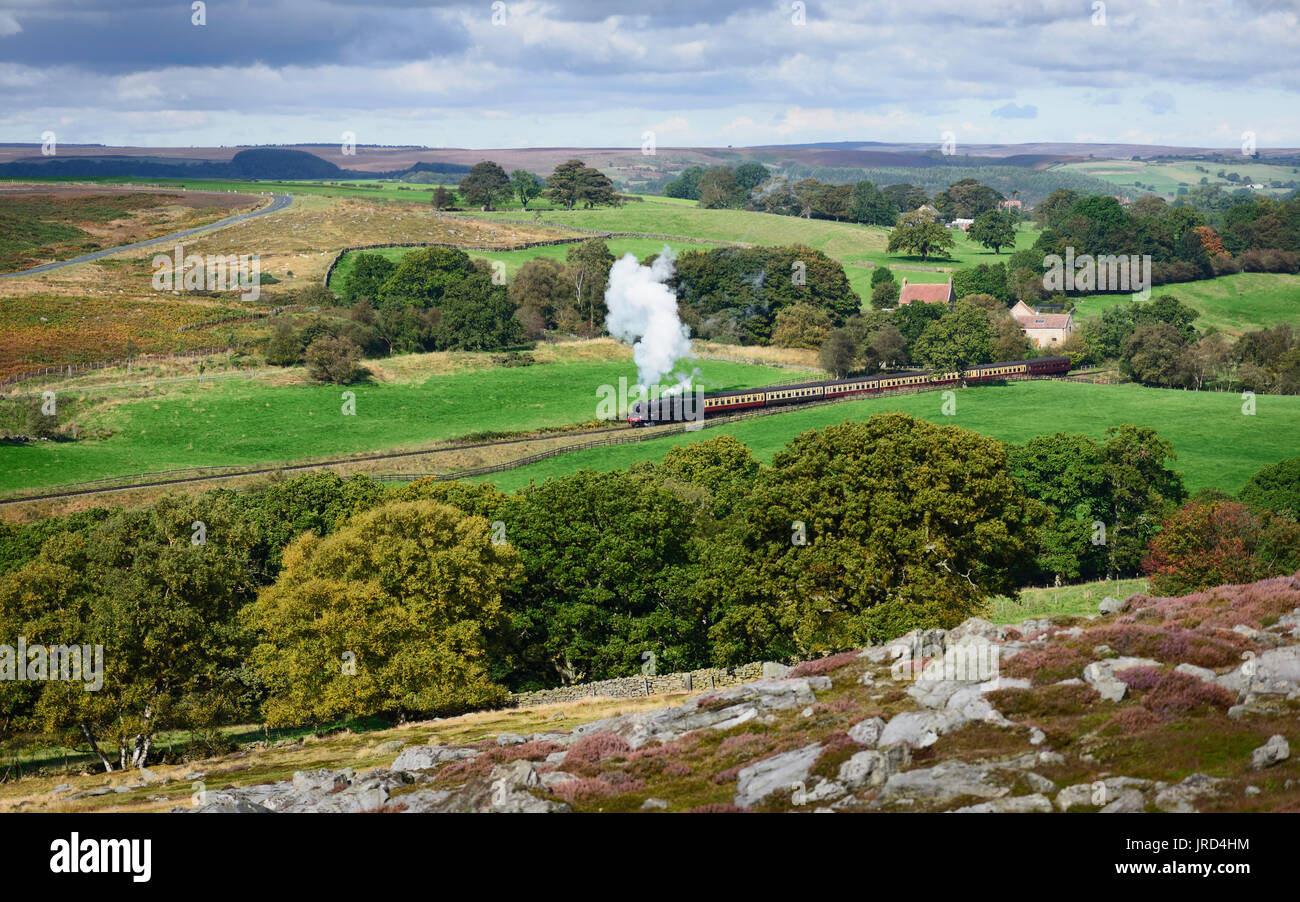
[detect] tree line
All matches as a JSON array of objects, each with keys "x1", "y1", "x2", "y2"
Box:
[{"x1": 3, "y1": 420, "x2": 1295, "y2": 769}]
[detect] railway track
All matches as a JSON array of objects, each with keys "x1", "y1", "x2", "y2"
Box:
[{"x1": 1, "y1": 371, "x2": 1091, "y2": 507}]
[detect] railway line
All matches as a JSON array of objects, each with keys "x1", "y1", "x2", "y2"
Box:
[{"x1": 0, "y1": 367, "x2": 1096, "y2": 507}]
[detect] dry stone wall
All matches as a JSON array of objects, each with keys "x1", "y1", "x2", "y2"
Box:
[{"x1": 509, "y1": 661, "x2": 788, "y2": 708}]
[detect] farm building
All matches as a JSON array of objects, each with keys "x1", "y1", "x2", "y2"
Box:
[
  {"x1": 1011, "y1": 300, "x2": 1074, "y2": 347},
  {"x1": 897, "y1": 278, "x2": 955, "y2": 306}
]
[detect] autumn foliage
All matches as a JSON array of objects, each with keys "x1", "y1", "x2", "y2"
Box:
[{"x1": 1143, "y1": 500, "x2": 1300, "y2": 595}]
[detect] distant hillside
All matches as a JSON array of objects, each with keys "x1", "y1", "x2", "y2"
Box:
[{"x1": 0, "y1": 148, "x2": 469, "y2": 182}]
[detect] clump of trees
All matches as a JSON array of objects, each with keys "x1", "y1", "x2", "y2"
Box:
[
  {"x1": 671, "y1": 244, "x2": 860, "y2": 344},
  {"x1": 543, "y1": 159, "x2": 620, "y2": 210},
  {"x1": 1143, "y1": 499, "x2": 1300, "y2": 595},
  {"x1": 887, "y1": 208, "x2": 955, "y2": 261},
  {"x1": 2, "y1": 425, "x2": 1294, "y2": 766}
]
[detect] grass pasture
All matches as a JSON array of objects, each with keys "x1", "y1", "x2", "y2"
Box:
[
  {"x1": 470, "y1": 203, "x2": 891, "y2": 260},
  {"x1": 0, "y1": 343, "x2": 792, "y2": 494},
  {"x1": 1060, "y1": 159, "x2": 1300, "y2": 200},
  {"x1": 477, "y1": 379, "x2": 1300, "y2": 496},
  {"x1": 1071, "y1": 271, "x2": 1300, "y2": 334},
  {"x1": 986, "y1": 577, "x2": 1149, "y2": 624}
]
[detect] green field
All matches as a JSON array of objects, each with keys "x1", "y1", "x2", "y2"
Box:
[
  {"x1": 841, "y1": 220, "x2": 1041, "y2": 269},
  {"x1": 0, "y1": 354, "x2": 791, "y2": 493},
  {"x1": 1059, "y1": 159, "x2": 1300, "y2": 201},
  {"x1": 476, "y1": 379, "x2": 1299, "y2": 495},
  {"x1": 1072, "y1": 271, "x2": 1300, "y2": 333},
  {"x1": 329, "y1": 199, "x2": 1042, "y2": 302},
  {"x1": 470, "y1": 203, "x2": 890, "y2": 260},
  {"x1": 986, "y1": 577, "x2": 1150, "y2": 624}
]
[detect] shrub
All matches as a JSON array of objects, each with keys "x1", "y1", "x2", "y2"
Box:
[
  {"x1": 304, "y1": 335, "x2": 365, "y2": 384},
  {"x1": 1001, "y1": 644, "x2": 1090, "y2": 685},
  {"x1": 717, "y1": 733, "x2": 764, "y2": 756},
  {"x1": 551, "y1": 776, "x2": 638, "y2": 803},
  {"x1": 1085, "y1": 624, "x2": 1246, "y2": 669},
  {"x1": 788, "y1": 650, "x2": 861, "y2": 679},
  {"x1": 987, "y1": 683, "x2": 1100, "y2": 717},
  {"x1": 1100, "y1": 705, "x2": 1165, "y2": 735},
  {"x1": 565, "y1": 732, "x2": 632, "y2": 769},
  {"x1": 1142, "y1": 671, "x2": 1236, "y2": 717},
  {"x1": 1115, "y1": 665, "x2": 1163, "y2": 692}
]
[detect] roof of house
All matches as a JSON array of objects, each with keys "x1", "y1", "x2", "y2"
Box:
[
  {"x1": 898, "y1": 279, "x2": 954, "y2": 305},
  {"x1": 1015, "y1": 313, "x2": 1073, "y2": 330}
]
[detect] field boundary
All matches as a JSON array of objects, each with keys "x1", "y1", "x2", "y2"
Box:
[{"x1": 510, "y1": 660, "x2": 780, "y2": 707}]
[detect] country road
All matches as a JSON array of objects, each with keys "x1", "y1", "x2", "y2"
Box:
[{"x1": 0, "y1": 192, "x2": 294, "y2": 279}]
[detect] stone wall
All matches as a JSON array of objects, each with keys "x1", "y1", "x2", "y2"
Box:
[{"x1": 509, "y1": 661, "x2": 787, "y2": 708}]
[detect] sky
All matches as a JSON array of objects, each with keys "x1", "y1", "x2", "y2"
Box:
[{"x1": 1, "y1": 0, "x2": 1298, "y2": 150}]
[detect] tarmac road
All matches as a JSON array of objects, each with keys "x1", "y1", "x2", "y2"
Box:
[{"x1": 0, "y1": 192, "x2": 293, "y2": 278}]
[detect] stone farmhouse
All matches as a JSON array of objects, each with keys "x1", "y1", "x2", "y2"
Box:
[{"x1": 1011, "y1": 300, "x2": 1074, "y2": 348}]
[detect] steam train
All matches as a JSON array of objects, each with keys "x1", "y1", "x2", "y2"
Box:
[{"x1": 626, "y1": 355, "x2": 1072, "y2": 426}]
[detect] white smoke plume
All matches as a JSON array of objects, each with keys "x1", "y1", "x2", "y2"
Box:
[{"x1": 603, "y1": 247, "x2": 694, "y2": 390}]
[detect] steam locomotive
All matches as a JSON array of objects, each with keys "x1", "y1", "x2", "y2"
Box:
[{"x1": 626, "y1": 355, "x2": 1072, "y2": 426}]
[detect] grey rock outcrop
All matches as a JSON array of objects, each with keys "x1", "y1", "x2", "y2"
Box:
[
  {"x1": 734, "y1": 743, "x2": 823, "y2": 809},
  {"x1": 1249, "y1": 734, "x2": 1290, "y2": 770}
]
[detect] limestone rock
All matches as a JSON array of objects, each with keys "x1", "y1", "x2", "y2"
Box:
[
  {"x1": 1099, "y1": 596, "x2": 1126, "y2": 615},
  {"x1": 391, "y1": 745, "x2": 478, "y2": 772},
  {"x1": 1249, "y1": 734, "x2": 1290, "y2": 770},
  {"x1": 1099, "y1": 789, "x2": 1146, "y2": 813},
  {"x1": 847, "y1": 716, "x2": 885, "y2": 747},
  {"x1": 953, "y1": 793, "x2": 1052, "y2": 813},
  {"x1": 881, "y1": 760, "x2": 1007, "y2": 804},
  {"x1": 733, "y1": 743, "x2": 823, "y2": 809},
  {"x1": 1154, "y1": 773, "x2": 1224, "y2": 813}
]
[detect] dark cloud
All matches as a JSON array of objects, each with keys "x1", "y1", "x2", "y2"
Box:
[{"x1": 0, "y1": 0, "x2": 468, "y2": 71}]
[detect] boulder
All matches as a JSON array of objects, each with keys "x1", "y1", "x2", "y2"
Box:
[
  {"x1": 880, "y1": 760, "x2": 1007, "y2": 804},
  {"x1": 1099, "y1": 789, "x2": 1146, "y2": 813},
  {"x1": 946, "y1": 617, "x2": 1006, "y2": 645},
  {"x1": 878, "y1": 709, "x2": 968, "y2": 748},
  {"x1": 838, "y1": 751, "x2": 887, "y2": 790},
  {"x1": 1154, "y1": 773, "x2": 1224, "y2": 813},
  {"x1": 953, "y1": 793, "x2": 1052, "y2": 813},
  {"x1": 568, "y1": 677, "x2": 829, "y2": 750},
  {"x1": 1083, "y1": 656, "x2": 1161, "y2": 703},
  {"x1": 1055, "y1": 783, "x2": 1099, "y2": 811},
  {"x1": 640, "y1": 797, "x2": 669, "y2": 811},
  {"x1": 734, "y1": 743, "x2": 823, "y2": 809},
  {"x1": 1022, "y1": 772, "x2": 1056, "y2": 794},
  {"x1": 847, "y1": 716, "x2": 885, "y2": 747},
  {"x1": 1099, "y1": 596, "x2": 1126, "y2": 615},
  {"x1": 292, "y1": 768, "x2": 354, "y2": 793},
  {"x1": 1249, "y1": 734, "x2": 1290, "y2": 770},
  {"x1": 391, "y1": 745, "x2": 478, "y2": 772}
]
